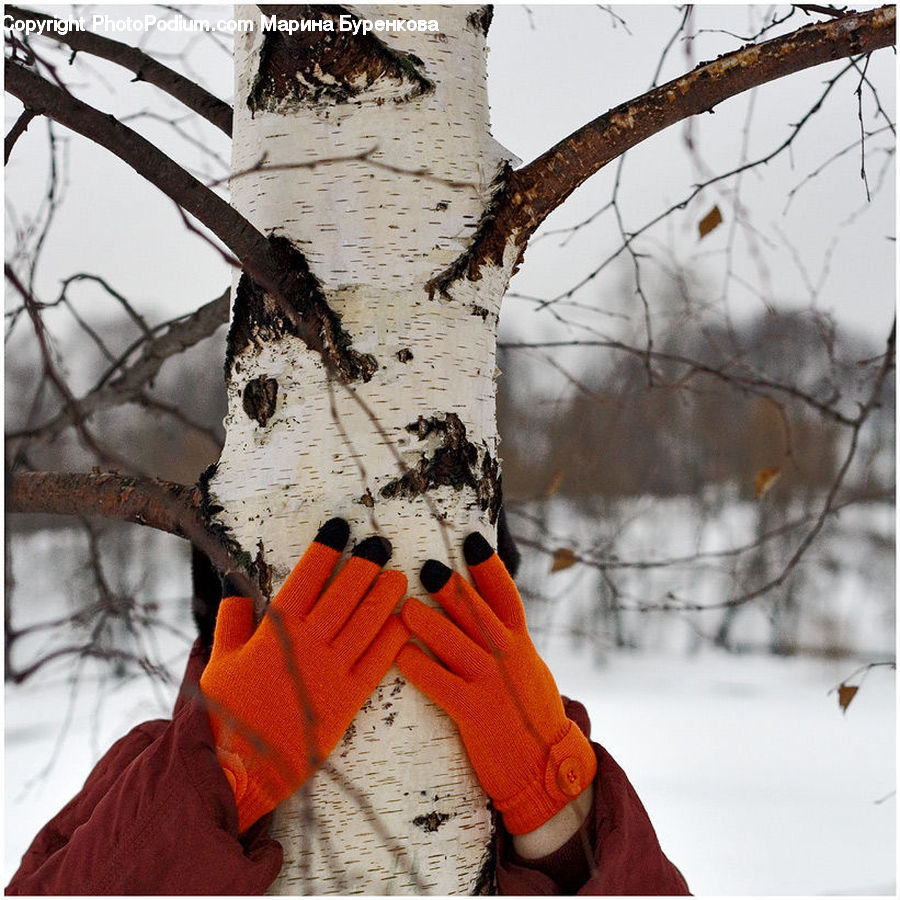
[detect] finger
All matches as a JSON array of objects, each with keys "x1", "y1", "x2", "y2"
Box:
[
  {"x1": 401, "y1": 598, "x2": 489, "y2": 679},
  {"x1": 353, "y1": 615, "x2": 410, "y2": 686},
  {"x1": 463, "y1": 532, "x2": 525, "y2": 630},
  {"x1": 211, "y1": 595, "x2": 255, "y2": 656},
  {"x1": 271, "y1": 518, "x2": 350, "y2": 618},
  {"x1": 420, "y1": 560, "x2": 507, "y2": 651},
  {"x1": 308, "y1": 536, "x2": 391, "y2": 639},
  {"x1": 334, "y1": 569, "x2": 407, "y2": 661},
  {"x1": 396, "y1": 644, "x2": 467, "y2": 717}
]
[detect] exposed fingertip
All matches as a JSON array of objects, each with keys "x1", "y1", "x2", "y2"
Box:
[
  {"x1": 420, "y1": 559, "x2": 452, "y2": 593},
  {"x1": 463, "y1": 531, "x2": 494, "y2": 566},
  {"x1": 352, "y1": 535, "x2": 392, "y2": 566},
  {"x1": 315, "y1": 517, "x2": 350, "y2": 551}
]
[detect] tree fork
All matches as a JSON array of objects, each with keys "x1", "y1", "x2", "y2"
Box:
[
  {"x1": 4, "y1": 60, "x2": 377, "y2": 380},
  {"x1": 463, "y1": 5, "x2": 896, "y2": 277}
]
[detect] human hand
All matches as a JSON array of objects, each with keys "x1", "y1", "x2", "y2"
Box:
[
  {"x1": 396, "y1": 533, "x2": 596, "y2": 835},
  {"x1": 199, "y1": 518, "x2": 409, "y2": 832}
]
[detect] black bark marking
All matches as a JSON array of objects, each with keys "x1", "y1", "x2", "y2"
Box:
[
  {"x1": 412, "y1": 811, "x2": 450, "y2": 833},
  {"x1": 249, "y1": 5, "x2": 432, "y2": 112},
  {"x1": 340, "y1": 720, "x2": 357, "y2": 754},
  {"x1": 225, "y1": 235, "x2": 377, "y2": 382},
  {"x1": 194, "y1": 463, "x2": 261, "y2": 596},
  {"x1": 379, "y1": 414, "x2": 501, "y2": 522},
  {"x1": 466, "y1": 6, "x2": 494, "y2": 37},
  {"x1": 472, "y1": 829, "x2": 498, "y2": 895},
  {"x1": 425, "y1": 162, "x2": 515, "y2": 301},
  {"x1": 255, "y1": 540, "x2": 272, "y2": 600},
  {"x1": 471, "y1": 305, "x2": 490, "y2": 320},
  {"x1": 358, "y1": 488, "x2": 375, "y2": 508},
  {"x1": 397, "y1": 348, "x2": 414, "y2": 362},
  {"x1": 242, "y1": 375, "x2": 279, "y2": 426}
]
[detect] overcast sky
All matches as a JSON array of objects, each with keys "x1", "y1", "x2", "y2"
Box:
[{"x1": 5, "y1": 3, "x2": 895, "y2": 377}]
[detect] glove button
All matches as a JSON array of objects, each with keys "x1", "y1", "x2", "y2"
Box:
[{"x1": 556, "y1": 756, "x2": 586, "y2": 797}]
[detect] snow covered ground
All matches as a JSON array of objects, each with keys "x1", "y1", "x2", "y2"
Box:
[{"x1": 4, "y1": 513, "x2": 895, "y2": 894}]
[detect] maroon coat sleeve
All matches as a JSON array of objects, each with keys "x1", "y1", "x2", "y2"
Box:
[
  {"x1": 6, "y1": 642, "x2": 283, "y2": 896},
  {"x1": 496, "y1": 698, "x2": 690, "y2": 895}
]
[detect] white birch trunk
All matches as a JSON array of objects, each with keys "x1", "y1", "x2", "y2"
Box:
[{"x1": 207, "y1": 5, "x2": 522, "y2": 893}]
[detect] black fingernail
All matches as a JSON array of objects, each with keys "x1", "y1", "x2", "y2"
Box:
[
  {"x1": 420, "y1": 559, "x2": 452, "y2": 593},
  {"x1": 463, "y1": 532, "x2": 494, "y2": 566},
  {"x1": 315, "y1": 518, "x2": 350, "y2": 551},
  {"x1": 352, "y1": 535, "x2": 392, "y2": 566}
]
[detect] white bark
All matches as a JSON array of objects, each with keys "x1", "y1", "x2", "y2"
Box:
[{"x1": 209, "y1": 5, "x2": 521, "y2": 892}]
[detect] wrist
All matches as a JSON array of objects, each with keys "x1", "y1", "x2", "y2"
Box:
[
  {"x1": 510, "y1": 782, "x2": 594, "y2": 860},
  {"x1": 215, "y1": 745, "x2": 299, "y2": 833},
  {"x1": 496, "y1": 719, "x2": 597, "y2": 835}
]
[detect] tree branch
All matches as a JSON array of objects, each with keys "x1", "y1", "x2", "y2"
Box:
[
  {"x1": 8, "y1": 289, "x2": 229, "y2": 445},
  {"x1": 472, "y1": 5, "x2": 896, "y2": 272},
  {"x1": 5, "y1": 59, "x2": 266, "y2": 272},
  {"x1": 5, "y1": 5, "x2": 233, "y2": 134},
  {"x1": 7, "y1": 470, "x2": 261, "y2": 601},
  {"x1": 8, "y1": 471, "x2": 203, "y2": 537},
  {"x1": 5, "y1": 107, "x2": 35, "y2": 163}
]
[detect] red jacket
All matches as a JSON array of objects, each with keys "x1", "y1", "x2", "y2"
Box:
[{"x1": 7, "y1": 642, "x2": 688, "y2": 895}]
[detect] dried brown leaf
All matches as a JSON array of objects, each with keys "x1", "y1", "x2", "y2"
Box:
[
  {"x1": 837, "y1": 683, "x2": 859, "y2": 714},
  {"x1": 551, "y1": 547, "x2": 577, "y2": 573},
  {"x1": 698, "y1": 205, "x2": 723, "y2": 239},
  {"x1": 754, "y1": 466, "x2": 781, "y2": 498},
  {"x1": 544, "y1": 470, "x2": 565, "y2": 498}
]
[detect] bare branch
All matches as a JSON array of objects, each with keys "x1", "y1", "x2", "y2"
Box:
[
  {"x1": 4, "y1": 107, "x2": 35, "y2": 163},
  {"x1": 5, "y1": 5, "x2": 233, "y2": 134},
  {"x1": 8, "y1": 470, "x2": 261, "y2": 602},
  {"x1": 4, "y1": 58, "x2": 331, "y2": 365},
  {"x1": 499, "y1": 339, "x2": 858, "y2": 426},
  {"x1": 4, "y1": 60, "x2": 262, "y2": 271},
  {"x1": 8, "y1": 471, "x2": 202, "y2": 537},
  {"x1": 478, "y1": 6, "x2": 896, "y2": 267}
]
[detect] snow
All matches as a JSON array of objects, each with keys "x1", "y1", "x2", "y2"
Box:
[
  {"x1": 544, "y1": 646, "x2": 896, "y2": 896},
  {"x1": 4, "y1": 516, "x2": 896, "y2": 894}
]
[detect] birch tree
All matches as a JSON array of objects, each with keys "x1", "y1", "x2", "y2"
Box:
[{"x1": 5, "y1": 3, "x2": 895, "y2": 893}]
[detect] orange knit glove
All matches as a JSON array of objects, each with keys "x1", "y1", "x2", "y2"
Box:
[
  {"x1": 397, "y1": 533, "x2": 596, "y2": 835},
  {"x1": 199, "y1": 518, "x2": 409, "y2": 832}
]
